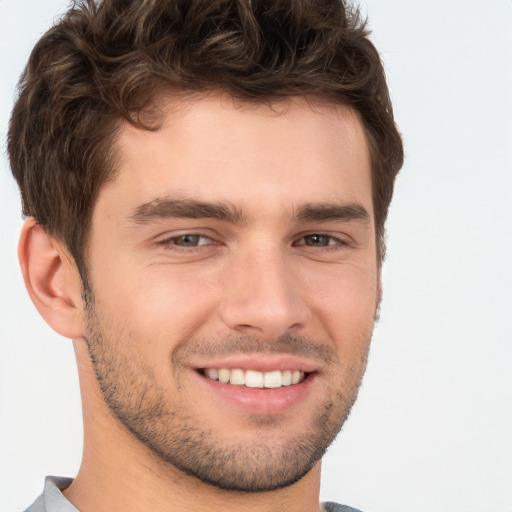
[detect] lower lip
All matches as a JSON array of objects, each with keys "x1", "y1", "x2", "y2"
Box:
[{"x1": 193, "y1": 371, "x2": 316, "y2": 415}]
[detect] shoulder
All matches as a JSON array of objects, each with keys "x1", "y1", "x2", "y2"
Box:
[{"x1": 323, "y1": 502, "x2": 365, "y2": 512}]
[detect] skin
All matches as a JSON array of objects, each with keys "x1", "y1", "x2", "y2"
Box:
[{"x1": 19, "y1": 93, "x2": 378, "y2": 512}]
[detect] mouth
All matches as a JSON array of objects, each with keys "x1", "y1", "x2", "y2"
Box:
[
  {"x1": 190, "y1": 354, "x2": 320, "y2": 415},
  {"x1": 200, "y1": 368, "x2": 307, "y2": 389},
  {"x1": 193, "y1": 363, "x2": 318, "y2": 415}
]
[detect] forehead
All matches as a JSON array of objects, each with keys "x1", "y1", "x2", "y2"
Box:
[{"x1": 100, "y1": 92, "x2": 373, "y2": 220}]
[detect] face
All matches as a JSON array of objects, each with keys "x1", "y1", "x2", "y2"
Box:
[{"x1": 83, "y1": 93, "x2": 378, "y2": 491}]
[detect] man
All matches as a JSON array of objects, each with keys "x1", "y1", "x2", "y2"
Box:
[{"x1": 8, "y1": 0, "x2": 403, "y2": 511}]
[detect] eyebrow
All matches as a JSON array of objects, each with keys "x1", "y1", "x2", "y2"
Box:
[
  {"x1": 128, "y1": 197, "x2": 247, "y2": 225},
  {"x1": 295, "y1": 203, "x2": 370, "y2": 224},
  {"x1": 127, "y1": 197, "x2": 370, "y2": 226}
]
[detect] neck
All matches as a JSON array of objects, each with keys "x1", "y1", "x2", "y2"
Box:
[{"x1": 65, "y1": 340, "x2": 323, "y2": 512}]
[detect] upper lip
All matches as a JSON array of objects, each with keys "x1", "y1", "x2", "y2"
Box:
[{"x1": 190, "y1": 353, "x2": 321, "y2": 374}]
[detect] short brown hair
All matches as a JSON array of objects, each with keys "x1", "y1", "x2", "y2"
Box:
[{"x1": 8, "y1": 0, "x2": 403, "y2": 274}]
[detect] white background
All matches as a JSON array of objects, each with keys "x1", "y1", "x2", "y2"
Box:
[{"x1": 1, "y1": 1, "x2": 511, "y2": 511}]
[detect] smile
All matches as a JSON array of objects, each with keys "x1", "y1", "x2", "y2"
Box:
[{"x1": 202, "y1": 368, "x2": 306, "y2": 388}]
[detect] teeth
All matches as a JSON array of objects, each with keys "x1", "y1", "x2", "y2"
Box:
[
  {"x1": 203, "y1": 368, "x2": 306, "y2": 388},
  {"x1": 230, "y1": 369, "x2": 245, "y2": 386},
  {"x1": 281, "y1": 370, "x2": 292, "y2": 386},
  {"x1": 264, "y1": 370, "x2": 282, "y2": 388},
  {"x1": 218, "y1": 369, "x2": 230, "y2": 383},
  {"x1": 245, "y1": 370, "x2": 264, "y2": 388},
  {"x1": 206, "y1": 368, "x2": 219, "y2": 380}
]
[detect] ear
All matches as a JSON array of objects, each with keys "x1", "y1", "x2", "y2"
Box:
[{"x1": 18, "y1": 218, "x2": 85, "y2": 339}]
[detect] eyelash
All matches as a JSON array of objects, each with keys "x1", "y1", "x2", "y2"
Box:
[
  {"x1": 156, "y1": 233, "x2": 215, "y2": 251},
  {"x1": 156, "y1": 232, "x2": 349, "y2": 253},
  {"x1": 294, "y1": 234, "x2": 349, "y2": 250}
]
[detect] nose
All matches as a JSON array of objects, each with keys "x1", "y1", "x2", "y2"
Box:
[{"x1": 218, "y1": 246, "x2": 310, "y2": 340}]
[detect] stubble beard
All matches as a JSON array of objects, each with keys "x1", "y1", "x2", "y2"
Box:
[{"x1": 82, "y1": 287, "x2": 371, "y2": 492}]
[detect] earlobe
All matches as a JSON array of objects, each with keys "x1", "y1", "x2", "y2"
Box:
[{"x1": 18, "y1": 218, "x2": 85, "y2": 339}]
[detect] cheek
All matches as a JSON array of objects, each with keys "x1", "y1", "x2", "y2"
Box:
[
  {"x1": 304, "y1": 262, "x2": 378, "y2": 345},
  {"x1": 86, "y1": 265, "x2": 219, "y2": 392},
  {"x1": 94, "y1": 263, "x2": 221, "y2": 346}
]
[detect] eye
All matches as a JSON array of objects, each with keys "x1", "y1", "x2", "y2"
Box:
[
  {"x1": 158, "y1": 234, "x2": 214, "y2": 248},
  {"x1": 295, "y1": 234, "x2": 344, "y2": 247}
]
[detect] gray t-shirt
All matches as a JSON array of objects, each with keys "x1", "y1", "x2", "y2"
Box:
[
  {"x1": 24, "y1": 477, "x2": 77, "y2": 512},
  {"x1": 24, "y1": 476, "x2": 363, "y2": 512}
]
